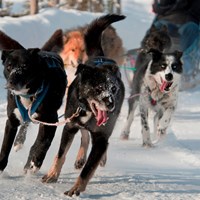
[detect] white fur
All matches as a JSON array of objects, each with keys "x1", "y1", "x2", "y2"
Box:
[{"x1": 140, "y1": 57, "x2": 181, "y2": 146}]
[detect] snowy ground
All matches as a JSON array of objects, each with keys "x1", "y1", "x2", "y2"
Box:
[{"x1": 0, "y1": 0, "x2": 200, "y2": 199}]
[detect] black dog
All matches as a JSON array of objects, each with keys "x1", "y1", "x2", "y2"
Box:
[
  {"x1": 42, "y1": 14, "x2": 125, "y2": 196},
  {"x1": 0, "y1": 30, "x2": 67, "y2": 173}
]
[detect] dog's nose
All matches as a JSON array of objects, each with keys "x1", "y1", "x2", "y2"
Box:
[{"x1": 165, "y1": 73, "x2": 173, "y2": 81}]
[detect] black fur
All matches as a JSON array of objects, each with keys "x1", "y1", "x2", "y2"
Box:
[
  {"x1": 0, "y1": 30, "x2": 67, "y2": 172},
  {"x1": 42, "y1": 14, "x2": 125, "y2": 196}
]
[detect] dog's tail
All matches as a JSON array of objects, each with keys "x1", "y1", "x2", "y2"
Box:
[
  {"x1": 41, "y1": 29, "x2": 63, "y2": 53},
  {"x1": 0, "y1": 30, "x2": 25, "y2": 50},
  {"x1": 85, "y1": 14, "x2": 126, "y2": 57}
]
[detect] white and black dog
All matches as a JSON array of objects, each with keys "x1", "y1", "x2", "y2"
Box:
[{"x1": 122, "y1": 49, "x2": 182, "y2": 146}]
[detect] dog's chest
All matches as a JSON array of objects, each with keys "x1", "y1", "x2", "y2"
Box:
[
  {"x1": 140, "y1": 84, "x2": 178, "y2": 112},
  {"x1": 14, "y1": 96, "x2": 37, "y2": 123}
]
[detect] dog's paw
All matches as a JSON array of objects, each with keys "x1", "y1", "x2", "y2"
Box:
[
  {"x1": 42, "y1": 173, "x2": 58, "y2": 183},
  {"x1": 64, "y1": 178, "x2": 86, "y2": 197},
  {"x1": 120, "y1": 132, "x2": 129, "y2": 140},
  {"x1": 142, "y1": 142, "x2": 154, "y2": 148},
  {"x1": 99, "y1": 153, "x2": 107, "y2": 167},
  {"x1": 24, "y1": 161, "x2": 40, "y2": 174},
  {"x1": 74, "y1": 158, "x2": 86, "y2": 169}
]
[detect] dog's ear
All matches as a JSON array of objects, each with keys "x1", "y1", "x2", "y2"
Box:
[
  {"x1": 0, "y1": 30, "x2": 25, "y2": 50},
  {"x1": 174, "y1": 50, "x2": 183, "y2": 59},
  {"x1": 1, "y1": 50, "x2": 13, "y2": 63},
  {"x1": 107, "y1": 64, "x2": 121, "y2": 78},
  {"x1": 149, "y1": 24, "x2": 157, "y2": 32},
  {"x1": 41, "y1": 29, "x2": 63, "y2": 53},
  {"x1": 75, "y1": 64, "x2": 86, "y2": 75},
  {"x1": 161, "y1": 25, "x2": 168, "y2": 33},
  {"x1": 148, "y1": 48, "x2": 162, "y2": 61}
]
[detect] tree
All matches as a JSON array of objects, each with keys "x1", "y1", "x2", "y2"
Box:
[
  {"x1": 30, "y1": 0, "x2": 38, "y2": 15},
  {"x1": 0, "y1": 0, "x2": 2, "y2": 9}
]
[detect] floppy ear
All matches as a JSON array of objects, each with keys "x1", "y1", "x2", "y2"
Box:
[
  {"x1": 0, "y1": 30, "x2": 25, "y2": 50},
  {"x1": 41, "y1": 29, "x2": 63, "y2": 53},
  {"x1": 148, "y1": 48, "x2": 162, "y2": 61}
]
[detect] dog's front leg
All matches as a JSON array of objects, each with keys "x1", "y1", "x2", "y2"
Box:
[
  {"x1": 24, "y1": 124, "x2": 57, "y2": 173},
  {"x1": 157, "y1": 107, "x2": 175, "y2": 139},
  {"x1": 74, "y1": 128, "x2": 90, "y2": 169},
  {"x1": 140, "y1": 105, "x2": 152, "y2": 147},
  {"x1": 65, "y1": 134, "x2": 108, "y2": 196},
  {"x1": 42, "y1": 124, "x2": 79, "y2": 182},
  {"x1": 0, "y1": 116, "x2": 20, "y2": 171}
]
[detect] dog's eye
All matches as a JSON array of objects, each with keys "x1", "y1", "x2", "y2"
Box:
[
  {"x1": 111, "y1": 86, "x2": 117, "y2": 94},
  {"x1": 95, "y1": 88, "x2": 101, "y2": 95},
  {"x1": 172, "y1": 64, "x2": 177, "y2": 70},
  {"x1": 7, "y1": 64, "x2": 12, "y2": 71},
  {"x1": 161, "y1": 63, "x2": 167, "y2": 69},
  {"x1": 71, "y1": 48, "x2": 75, "y2": 52}
]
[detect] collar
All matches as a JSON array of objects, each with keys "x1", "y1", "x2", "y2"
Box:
[
  {"x1": 149, "y1": 95, "x2": 157, "y2": 106},
  {"x1": 87, "y1": 57, "x2": 117, "y2": 67},
  {"x1": 147, "y1": 87, "x2": 157, "y2": 106}
]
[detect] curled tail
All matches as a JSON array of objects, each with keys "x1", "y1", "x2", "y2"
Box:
[{"x1": 84, "y1": 14, "x2": 126, "y2": 57}]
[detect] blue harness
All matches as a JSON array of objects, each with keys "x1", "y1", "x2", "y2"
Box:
[
  {"x1": 15, "y1": 52, "x2": 63, "y2": 122},
  {"x1": 90, "y1": 57, "x2": 117, "y2": 66}
]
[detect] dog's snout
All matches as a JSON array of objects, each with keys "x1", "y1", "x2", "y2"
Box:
[
  {"x1": 77, "y1": 58, "x2": 83, "y2": 64},
  {"x1": 165, "y1": 73, "x2": 173, "y2": 81}
]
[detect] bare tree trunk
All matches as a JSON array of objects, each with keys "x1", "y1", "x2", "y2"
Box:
[
  {"x1": 107, "y1": 0, "x2": 114, "y2": 13},
  {"x1": 0, "y1": 0, "x2": 2, "y2": 9},
  {"x1": 30, "y1": 0, "x2": 38, "y2": 15},
  {"x1": 53, "y1": 0, "x2": 60, "y2": 6},
  {"x1": 116, "y1": 0, "x2": 121, "y2": 14},
  {"x1": 77, "y1": 0, "x2": 88, "y2": 11}
]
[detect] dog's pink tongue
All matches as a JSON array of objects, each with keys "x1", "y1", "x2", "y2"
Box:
[
  {"x1": 160, "y1": 81, "x2": 167, "y2": 92},
  {"x1": 96, "y1": 109, "x2": 107, "y2": 126}
]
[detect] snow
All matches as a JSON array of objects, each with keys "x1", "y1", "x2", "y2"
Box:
[{"x1": 0, "y1": 0, "x2": 200, "y2": 199}]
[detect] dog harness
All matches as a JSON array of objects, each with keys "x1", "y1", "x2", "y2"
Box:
[
  {"x1": 15, "y1": 52, "x2": 64, "y2": 122},
  {"x1": 87, "y1": 57, "x2": 117, "y2": 67}
]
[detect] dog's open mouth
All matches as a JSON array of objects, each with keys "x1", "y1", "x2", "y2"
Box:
[
  {"x1": 160, "y1": 79, "x2": 173, "y2": 92},
  {"x1": 89, "y1": 101, "x2": 108, "y2": 126}
]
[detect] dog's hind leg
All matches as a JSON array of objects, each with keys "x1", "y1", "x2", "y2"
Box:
[
  {"x1": 157, "y1": 107, "x2": 175, "y2": 140},
  {"x1": 120, "y1": 99, "x2": 138, "y2": 140},
  {"x1": 13, "y1": 122, "x2": 29, "y2": 152},
  {"x1": 0, "y1": 115, "x2": 20, "y2": 171},
  {"x1": 42, "y1": 124, "x2": 79, "y2": 183},
  {"x1": 74, "y1": 128, "x2": 90, "y2": 169},
  {"x1": 65, "y1": 133, "x2": 109, "y2": 196}
]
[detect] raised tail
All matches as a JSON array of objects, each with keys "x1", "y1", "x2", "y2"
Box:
[{"x1": 84, "y1": 14, "x2": 126, "y2": 58}]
